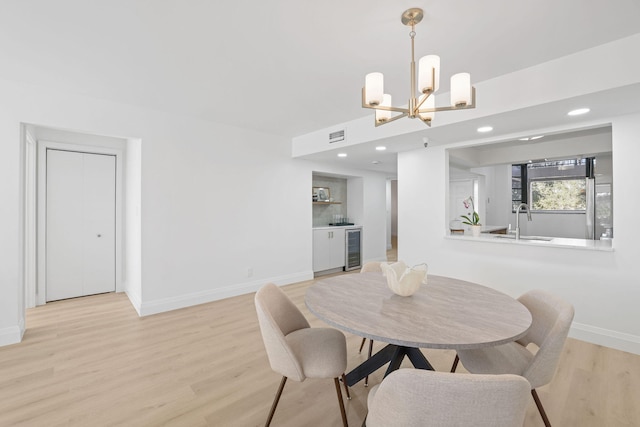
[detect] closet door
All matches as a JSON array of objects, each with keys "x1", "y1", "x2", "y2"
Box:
[{"x1": 46, "y1": 149, "x2": 116, "y2": 301}]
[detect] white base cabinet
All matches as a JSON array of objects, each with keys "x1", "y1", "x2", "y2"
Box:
[{"x1": 313, "y1": 228, "x2": 345, "y2": 272}]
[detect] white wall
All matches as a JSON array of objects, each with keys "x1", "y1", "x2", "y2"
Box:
[
  {"x1": 346, "y1": 177, "x2": 362, "y2": 225},
  {"x1": 386, "y1": 180, "x2": 392, "y2": 250},
  {"x1": 391, "y1": 180, "x2": 398, "y2": 237},
  {"x1": 125, "y1": 138, "x2": 143, "y2": 311},
  {"x1": 362, "y1": 174, "x2": 388, "y2": 262},
  {"x1": 398, "y1": 112, "x2": 640, "y2": 355},
  {"x1": 486, "y1": 165, "x2": 510, "y2": 227},
  {"x1": 0, "y1": 77, "x2": 389, "y2": 345}
]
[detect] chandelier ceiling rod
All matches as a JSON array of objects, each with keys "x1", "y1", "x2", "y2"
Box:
[{"x1": 362, "y1": 8, "x2": 476, "y2": 127}]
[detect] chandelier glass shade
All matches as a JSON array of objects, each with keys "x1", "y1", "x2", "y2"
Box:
[{"x1": 362, "y1": 8, "x2": 476, "y2": 127}]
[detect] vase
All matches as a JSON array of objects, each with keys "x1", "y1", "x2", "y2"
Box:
[{"x1": 471, "y1": 225, "x2": 482, "y2": 237}]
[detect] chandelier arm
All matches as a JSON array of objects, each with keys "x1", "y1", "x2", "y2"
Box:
[
  {"x1": 416, "y1": 87, "x2": 476, "y2": 113},
  {"x1": 364, "y1": 105, "x2": 411, "y2": 113},
  {"x1": 374, "y1": 112, "x2": 409, "y2": 127},
  {"x1": 414, "y1": 91, "x2": 433, "y2": 111}
]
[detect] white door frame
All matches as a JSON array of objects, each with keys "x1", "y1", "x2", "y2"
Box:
[
  {"x1": 35, "y1": 140, "x2": 124, "y2": 306},
  {"x1": 23, "y1": 130, "x2": 37, "y2": 310}
]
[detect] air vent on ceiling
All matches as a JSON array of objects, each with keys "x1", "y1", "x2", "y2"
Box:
[{"x1": 329, "y1": 129, "x2": 346, "y2": 144}]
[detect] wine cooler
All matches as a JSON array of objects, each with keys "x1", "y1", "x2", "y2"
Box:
[{"x1": 345, "y1": 228, "x2": 362, "y2": 271}]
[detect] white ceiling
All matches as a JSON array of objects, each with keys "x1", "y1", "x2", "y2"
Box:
[{"x1": 2, "y1": 0, "x2": 640, "y2": 157}]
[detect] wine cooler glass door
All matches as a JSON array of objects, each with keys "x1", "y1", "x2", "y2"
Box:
[{"x1": 345, "y1": 228, "x2": 362, "y2": 271}]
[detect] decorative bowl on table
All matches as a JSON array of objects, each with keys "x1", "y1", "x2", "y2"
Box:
[{"x1": 380, "y1": 261, "x2": 428, "y2": 296}]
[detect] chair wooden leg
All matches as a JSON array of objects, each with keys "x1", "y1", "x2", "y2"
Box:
[
  {"x1": 450, "y1": 354, "x2": 459, "y2": 373},
  {"x1": 341, "y1": 373, "x2": 351, "y2": 400},
  {"x1": 334, "y1": 377, "x2": 349, "y2": 427},
  {"x1": 531, "y1": 389, "x2": 552, "y2": 427},
  {"x1": 358, "y1": 337, "x2": 366, "y2": 353},
  {"x1": 364, "y1": 339, "x2": 374, "y2": 387},
  {"x1": 265, "y1": 376, "x2": 287, "y2": 427}
]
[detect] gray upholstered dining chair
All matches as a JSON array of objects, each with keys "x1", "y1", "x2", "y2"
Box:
[
  {"x1": 450, "y1": 289, "x2": 574, "y2": 427},
  {"x1": 365, "y1": 369, "x2": 531, "y2": 427},
  {"x1": 357, "y1": 261, "x2": 383, "y2": 387},
  {"x1": 255, "y1": 283, "x2": 350, "y2": 427}
]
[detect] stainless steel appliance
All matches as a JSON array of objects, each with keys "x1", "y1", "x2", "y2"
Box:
[
  {"x1": 585, "y1": 176, "x2": 595, "y2": 239},
  {"x1": 345, "y1": 228, "x2": 362, "y2": 271},
  {"x1": 586, "y1": 157, "x2": 613, "y2": 240}
]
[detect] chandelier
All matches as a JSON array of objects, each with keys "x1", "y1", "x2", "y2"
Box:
[{"x1": 362, "y1": 8, "x2": 476, "y2": 127}]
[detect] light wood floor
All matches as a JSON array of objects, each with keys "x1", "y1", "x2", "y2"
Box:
[{"x1": 2, "y1": 274, "x2": 639, "y2": 425}]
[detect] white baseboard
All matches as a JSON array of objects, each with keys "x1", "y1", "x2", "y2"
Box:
[
  {"x1": 125, "y1": 289, "x2": 142, "y2": 316},
  {"x1": 0, "y1": 325, "x2": 23, "y2": 347},
  {"x1": 570, "y1": 322, "x2": 640, "y2": 355},
  {"x1": 137, "y1": 270, "x2": 314, "y2": 317}
]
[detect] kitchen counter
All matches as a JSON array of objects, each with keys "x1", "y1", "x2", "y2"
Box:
[
  {"x1": 313, "y1": 225, "x2": 362, "y2": 230},
  {"x1": 446, "y1": 232, "x2": 613, "y2": 252},
  {"x1": 450, "y1": 224, "x2": 507, "y2": 235}
]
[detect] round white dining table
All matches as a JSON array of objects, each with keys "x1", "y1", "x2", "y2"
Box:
[{"x1": 305, "y1": 273, "x2": 532, "y2": 386}]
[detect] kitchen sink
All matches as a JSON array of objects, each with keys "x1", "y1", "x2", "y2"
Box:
[{"x1": 492, "y1": 234, "x2": 553, "y2": 241}]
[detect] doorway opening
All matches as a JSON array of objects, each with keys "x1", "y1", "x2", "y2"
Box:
[
  {"x1": 388, "y1": 179, "x2": 398, "y2": 262},
  {"x1": 21, "y1": 124, "x2": 142, "y2": 313}
]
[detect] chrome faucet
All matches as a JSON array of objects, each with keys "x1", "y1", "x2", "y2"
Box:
[{"x1": 515, "y1": 203, "x2": 532, "y2": 240}]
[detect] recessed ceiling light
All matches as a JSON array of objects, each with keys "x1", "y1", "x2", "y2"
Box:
[
  {"x1": 375, "y1": 146, "x2": 387, "y2": 151},
  {"x1": 477, "y1": 126, "x2": 493, "y2": 133},
  {"x1": 568, "y1": 108, "x2": 590, "y2": 116},
  {"x1": 337, "y1": 153, "x2": 347, "y2": 158}
]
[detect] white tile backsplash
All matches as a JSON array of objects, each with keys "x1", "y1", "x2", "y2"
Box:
[{"x1": 312, "y1": 176, "x2": 347, "y2": 227}]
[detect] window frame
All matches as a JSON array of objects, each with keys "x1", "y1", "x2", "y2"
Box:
[{"x1": 511, "y1": 158, "x2": 594, "y2": 214}]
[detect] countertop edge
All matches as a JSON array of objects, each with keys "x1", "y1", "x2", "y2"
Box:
[
  {"x1": 313, "y1": 225, "x2": 363, "y2": 230},
  {"x1": 445, "y1": 234, "x2": 614, "y2": 252}
]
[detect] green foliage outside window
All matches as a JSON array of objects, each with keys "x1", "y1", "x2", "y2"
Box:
[{"x1": 530, "y1": 179, "x2": 586, "y2": 211}]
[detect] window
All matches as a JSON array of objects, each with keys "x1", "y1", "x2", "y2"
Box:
[
  {"x1": 512, "y1": 158, "x2": 592, "y2": 212},
  {"x1": 530, "y1": 179, "x2": 586, "y2": 210},
  {"x1": 511, "y1": 164, "x2": 526, "y2": 211}
]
